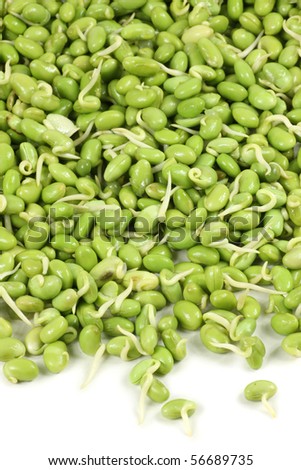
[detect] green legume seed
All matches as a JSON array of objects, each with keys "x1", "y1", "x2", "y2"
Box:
[
  {"x1": 200, "y1": 324, "x2": 230, "y2": 354},
  {"x1": 151, "y1": 346, "x2": 174, "y2": 375},
  {"x1": 0, "y1": 337, "x2": 26, "y2": 361},
  {"x1": 16, "y1": 295, "x2": 44, "y2": 313},
  {"x1": 244, "y1": 380, "x2": 277, "y2": 405},
  {"x1": 161, "y1": 399, "x2": 197, "y2": 434},
  {"x1": 106, "y1": 336, "x2": 141, "y2": 361},
  {"x1": 130, "y1": 358, "x2": 158, "y2": 385},
  {"x1": 161, "y1": 328, "x2": 186, "y2": 361},
  {"x1": 174, "y1": 301, "x2": 202, "y2": 331},
  {"x1": 40, "y1": 316, "x2": 69, "y2": 344},
  {"x1": 43, "y1": 341, "x2": 69, "y2": 374},
  {"x1": 24, "y1": 327, "x2": 45, "y2": 356},
  {"x1": 133, "y1": 291, "x2": 167, "y2": 310},
  {"x1": 104, "y1": 153, "x2": 131, "y2": 182},
  {"x1": 271, "y1": 313, "x2": 299, "y2": 336},
  {"x1": 140, "y1": 325, "x2": 158, "y2": 355},
  {"x1": 79, "y1": 325, "x2": 102, "y2": 356},
  {"x1": 3, "y1": 358, "x2": 39, "y2": 383},
  {"x1": 15, "y1": 36, "x2": 44, "y2": 60},
  {"x1": 143, "y1": 376, "x2": 170, "y2": 403},
  {"x1": 103, "y1": 317, "x2": 134, "y2": 337},
  {"x1": 142, "y1": 254, "x2": 174, "y2": 273}
]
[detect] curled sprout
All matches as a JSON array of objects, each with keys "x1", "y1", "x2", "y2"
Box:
[
  {"x1": 238, "y1": 263, "x2": 268, "y2": 285},
  {"x1": 81, "y1": 343, "x2": 106, "y2": 389},
  {"x1": 236, "y1": 290, "x2": 248, "y2": 310},
  {"x1": 219, "y1": 203, "x2": 248, "y2": 219},
  {"x1": 120, "y1": 338, "x2": 131, "y2": 362},
  {"x1": 229, "y1": 315, "x2": 244, "y2": 342},
  {"x1": 261, "y1": 392, "x2": 277, "y2": 418},
  {"x1": 283, "y1": 16, "x2": 301, "y2": 44},
  {"x1": 0, "y1": 262, "x2": 21, "y2": 282},
  {"x1": 0, "y1": 286, "x2": 32, "y2": 326},
  {"x1": 151, "y1": 161, "x2": 166, "y2": 174},
  {"x1": 117, "y1": 326, "x2": 147, "y2": 356},
  {"x1": 246, "y1": 189, "x2": 277, "y2": 213},
  {"x1": 10, "y1": 11, "x2": 42, "y2": 26},
  {"x1": 264, "y1": 114, "x2": 293, "y2": 129},
  {"x1": 275, "y1": 91, "x2": 292, "y2": 104},
  {"x1": 205, "y1": 143, "x2": 219, "y2": 157},
  {"x1": 19, "y1": 160, "x2": 34, "y2": 176},
  {"x1": 229, "y1": 173, "x2": 242, "y2": 201},
  {"x1": 77, "y1": 273, "x2": 91, "y2": 298},
  {"x1": 172, "y1": 0, "x2": 190, "y2": 16},
  {"x1": 264, "y1": 114, "x2": 301, "y2": 138},
  {"x1": 222, "y1": 124, "x2": 249, "y2": 139},
  {"x1": 239, "y1": 30, "x2": 264, "y2": 58},
  {"x1": 157, "y1": 172, "x2": 172, "y2": 221},
  {"x1": 203, "y1": 312, "x2": 231, "y2": 331},
  {"x1": 147, "y1": 305, "x2": 157, "y2": 329},
  {"x1": 158, "y1": 62, "x2": 187, "y2": 77},
  {"x1": 136, "y1": 110, "x2": 153, "y2": 135},
  {"x1": 160, "y1": 268, "x2": 195, "y2": 287},
  {"x1": 75, "y1": 25, "x2": 88, "y2": 42},
  {"x1": 243, "y1": 144, "x2": 272, "y2": 175},
  {"x1": 209, "y1": 239, "x2": 259, "y2": 254},
  {"x1": 114, "y1": 279, "x2": 133, "y2": 311},
  {"x1": 41, "y1": 256, "x2": 49, "y2": 275},
  {"x1": 175, "y1": 338, "x2": 187, "y2": 358},
  {"x1": 180, "y1": 401, "x2": 196, "y2": 437},
  {"x1": 73, "y1": 121, "x2": 95, "y2": 147},
  {"x1": 119, "y1": 12, "x2": 135, "y2": 27},
  {"x1": 287, "y1": 237, "x2": 301, "y2": 251},
  {"x1": 188, "y1": 168, "x2": 205, "y2": 186},
  {"x1": 171, "y1": 123, "x2": 199, "y2": 135},
  {"x1": 36, "y1": 153, "x2": 55, "y2": 187},
  {"x1": 0, "y1": 60, "x2": 11, "y2": 85},
  {"x1": 281, "y1": 207, "x2": 289, "y2": 221},
  {"x1": 96, "y1": 298, "x2": 116, "y2": 318},
  {"x1": 56, "y1": 193, "x2": 94, "y2": 203},
  {"x1": 282, "y1": 221, "x2": 292, "y2": 234},
  {"x1": 138, "y1": 361, "x2": 161, "y2": 424},
  {"x1": 271, "y1": 162, "x2": 290, "y2": 179},
  {"x1": 223, "y1": 274, "x2": 286, "y2": 295},
  {"x1": 77, "y1": 60, "x2": 102, "y2": 108},
  {"x1": 95, "y1": 281, "x2": 131, "y2": 318},
  {"x1": 161, "y1": 399, "x2": 197, "y2": 437},
  {"x1": 252, "y1": 51, "x2": 272, "y2": 73},
  {"x1": 112, "y1": 128, "x2": 152, "y2": 148},
  {"x1": 212, "y1": 341, "x2": 252, "y2": 357},
  {"x1": 91, "y1": 35, "x2": 123, "y2": 59}
]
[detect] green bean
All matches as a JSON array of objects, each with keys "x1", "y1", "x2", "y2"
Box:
[
  {"x1": 3, "y1": 358, "x2": 39, "y2": 383},
  {"x1": 0, "y1": 337, "x2": 26, "y2": 362},
  {"x1": 79, "y1": 325, "x2": 102, "y2": 356},
  {"x1": 244, "y1": 380, "x2": 277, "y2": 417},
  {"x1": 161, "y1": 399, "x2": 197, "y2": 436}
]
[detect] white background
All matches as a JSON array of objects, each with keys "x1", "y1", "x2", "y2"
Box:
[{"x1": 0, "y1": 310, "x2": 300, "y2": 470}]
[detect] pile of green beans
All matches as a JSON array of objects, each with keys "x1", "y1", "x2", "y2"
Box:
[{"x1": 1, "y1": 0, "x2": 301, "y2": 433}]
